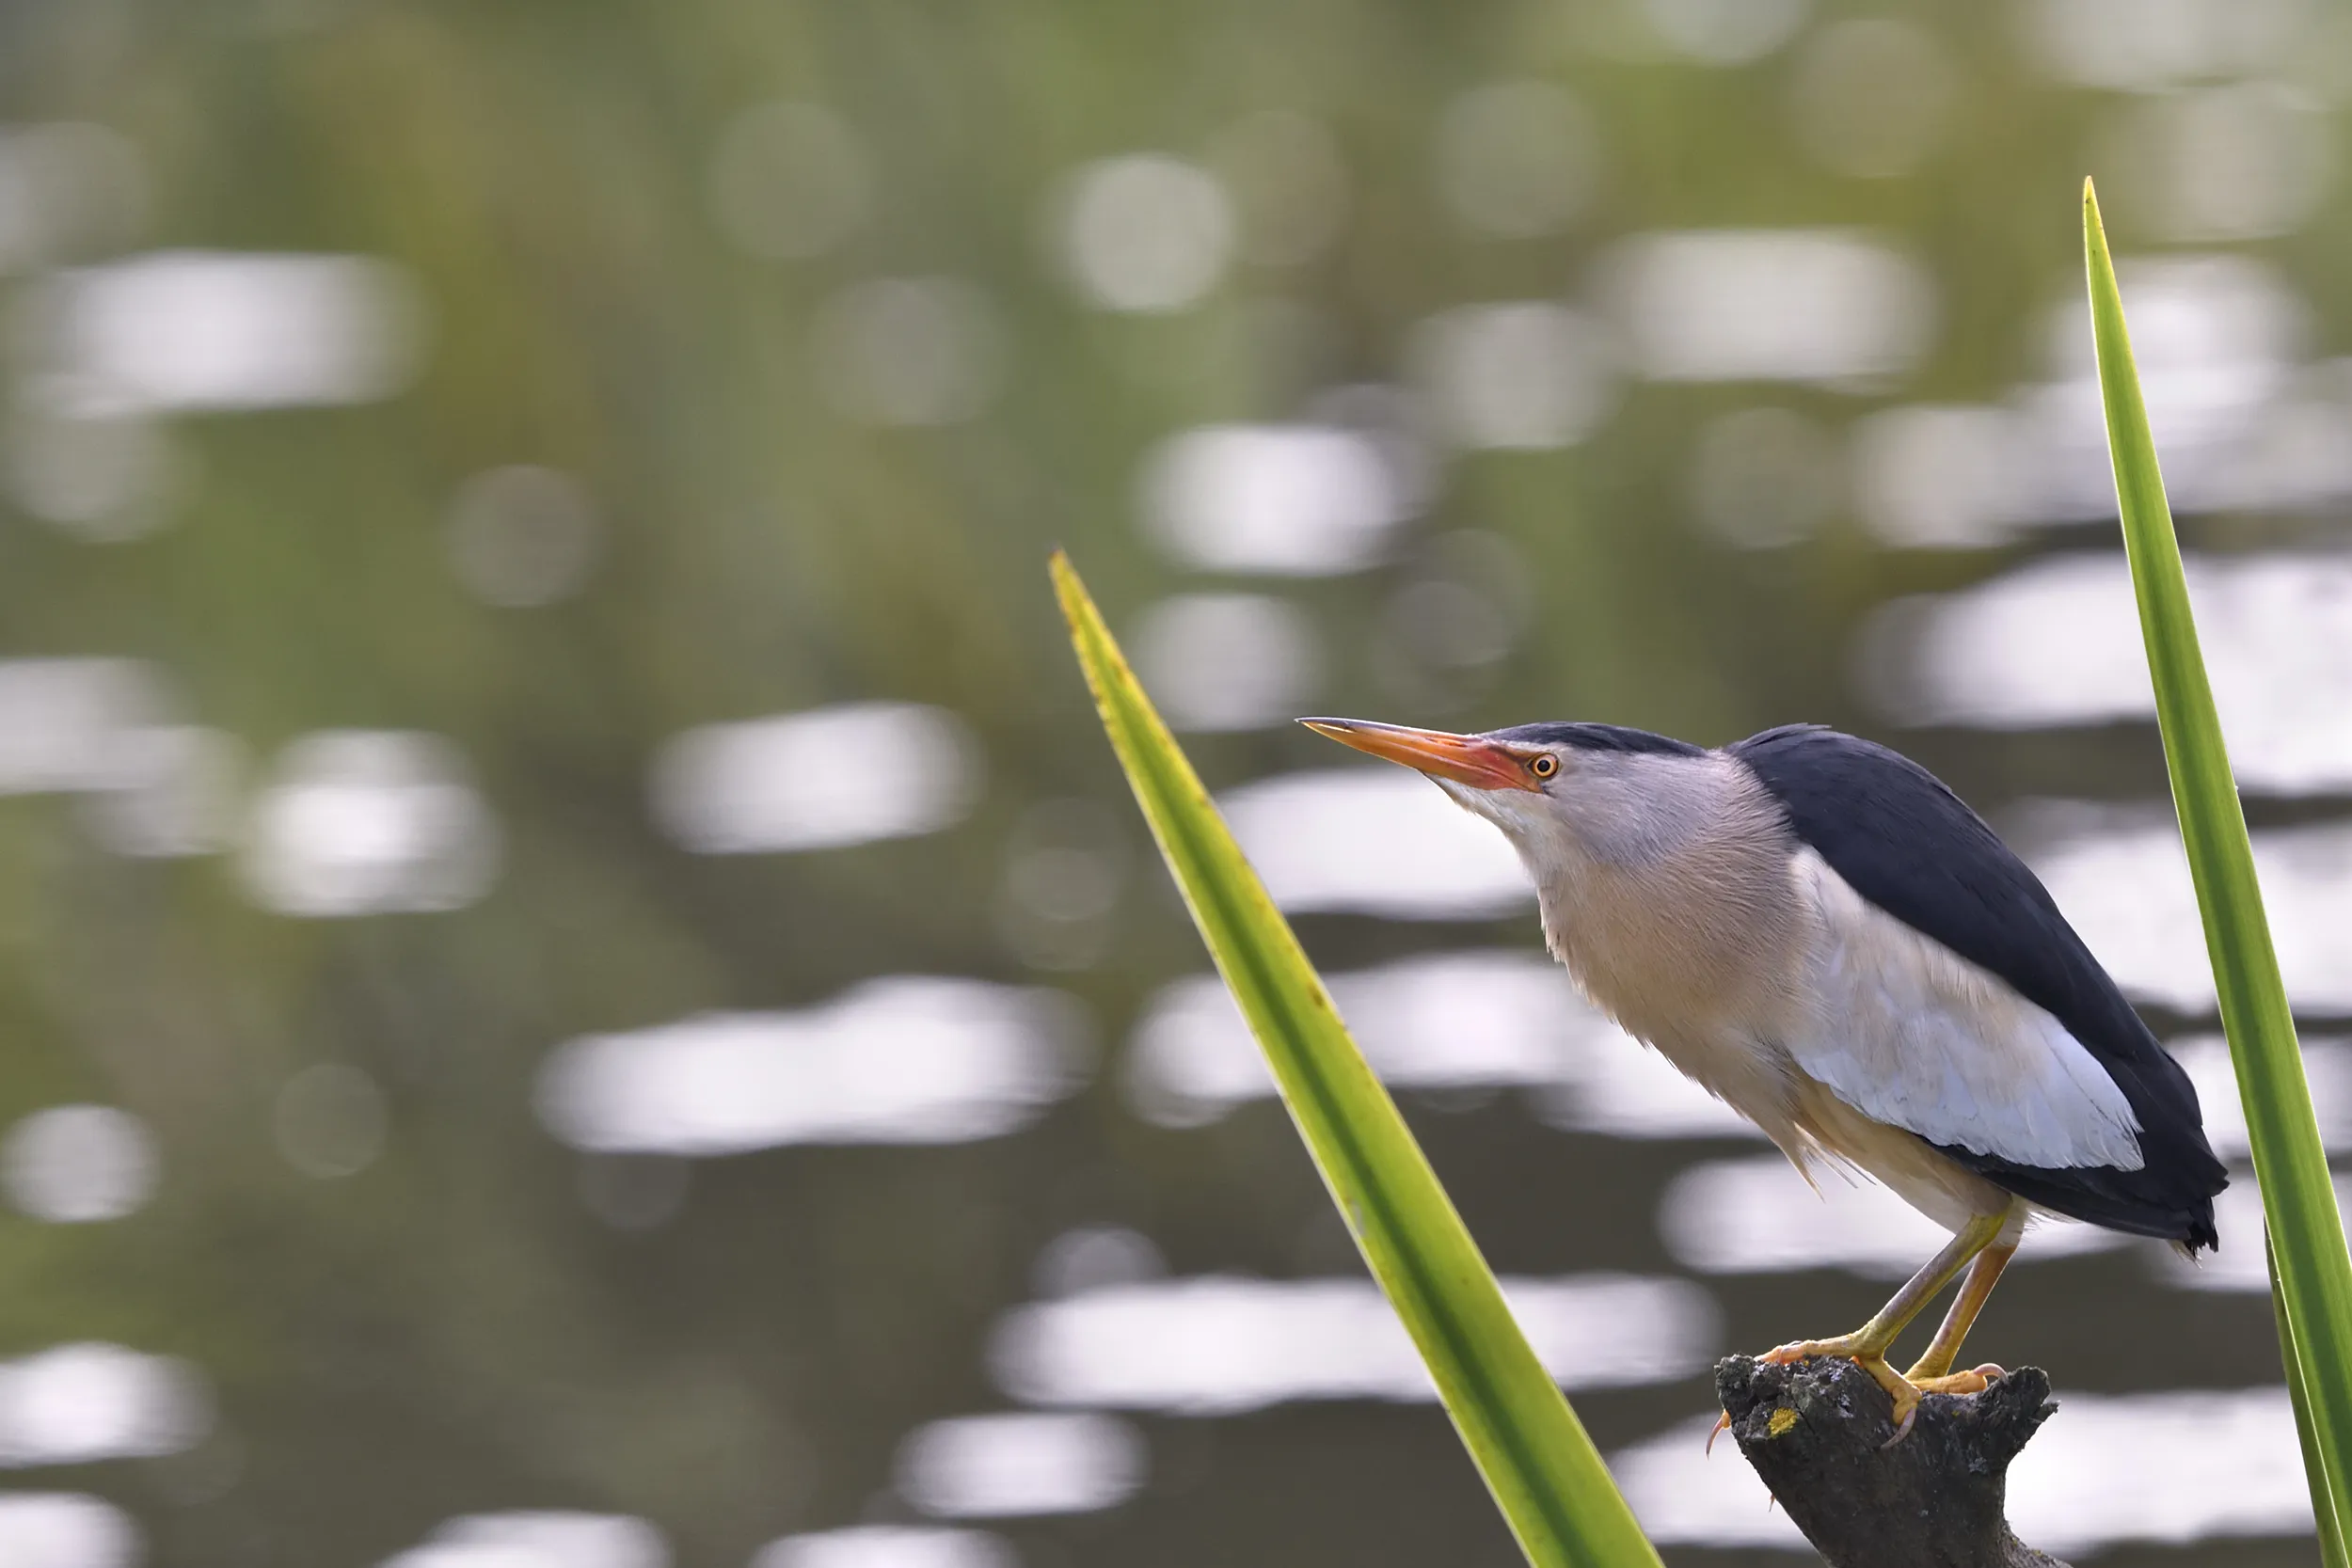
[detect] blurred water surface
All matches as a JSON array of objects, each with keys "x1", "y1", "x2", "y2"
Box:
[{"x1": 0, "y1": 1, "x2": 2348, "y2": 1563}]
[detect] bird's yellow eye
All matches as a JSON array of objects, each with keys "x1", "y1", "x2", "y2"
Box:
[{"x1": 1529, "y1": 753, "x2": 1558, "y2": 780}]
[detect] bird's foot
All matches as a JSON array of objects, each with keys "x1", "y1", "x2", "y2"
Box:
[
  {"x1": 1872, "y1": 1354, "x2": 2004, "y2": 1438},
  {"x1": 1875, "y1": 1362, "x2": 2006, "y2": 1446},
  {"x1": 1756, "y1": 1340, "x2": 2004, "y2": 1447},
  {"x1": 1711, "y1": 1346, "x2": 2007, "y2": 1453}
]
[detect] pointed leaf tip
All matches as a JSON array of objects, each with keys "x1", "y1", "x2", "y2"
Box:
[
  {"x1": 1048, "y1": 547, "x2": 1083, "y2": 603},
  {"x1": 2084, "y1": 181, "x2": 2113, "y2": 269},
  {"x1": 1048, "y1": 550, "x2": 1095, "y2": 642}
]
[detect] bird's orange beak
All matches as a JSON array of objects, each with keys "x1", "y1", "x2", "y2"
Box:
[{"x1": 1298, "y1": 718, "x2": 1540, "y2": 792}]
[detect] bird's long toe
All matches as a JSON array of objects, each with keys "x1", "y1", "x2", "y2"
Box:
[
  {"x1": 1759, "y1": 1334, "x2": 1872, "y2": 1366},
  {"x1": 1905, "y1": 1362, "x2": 2006, "y2": 1398}
]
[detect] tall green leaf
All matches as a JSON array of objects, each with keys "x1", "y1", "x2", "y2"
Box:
[
  {"x1": 1052, "y1": 551, "x2": 1662, "y2": 1568},
  {"x1": 2085, "y1": 180, "x2": 2352, "y2": 1542}
]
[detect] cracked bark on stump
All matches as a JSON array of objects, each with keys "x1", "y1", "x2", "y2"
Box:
[{"x1": 1715, "y1": 1354, "x2": 2071, "y2": 1568}]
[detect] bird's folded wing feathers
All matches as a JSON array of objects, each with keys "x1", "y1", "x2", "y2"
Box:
[
  {"x1": 1783, "y1": 847, "x2": 2145, "y2": 1171},
  {"x1": 1728, "y1": 724, "x2": 2222, "y2": 1241}
]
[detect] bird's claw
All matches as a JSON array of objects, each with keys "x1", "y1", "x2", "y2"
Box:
[{"x1": 1881, "y1": 1376, "x2": 1923, "y2": 1448}]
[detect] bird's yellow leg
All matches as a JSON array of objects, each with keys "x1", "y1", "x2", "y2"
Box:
[
  {"x1": 1762, "y1": 1209, "x2": 2004, "y2": 1363},
  {"x1": 1741, "y1": 1209, "x2": 2008, "y2": 1447},
  {"x1": 1901, "y1": 1237, "x2": 2018, "y2": 1395}
]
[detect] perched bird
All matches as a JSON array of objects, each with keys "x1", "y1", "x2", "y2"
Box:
[{"x1": 1301, "y1": 717, "x2": 2227, "y2": 1440}]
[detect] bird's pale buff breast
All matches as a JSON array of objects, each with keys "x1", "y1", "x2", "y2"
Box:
[{"x1": 1527, "y1": 754, "x2": 1809, "y2": 1130}]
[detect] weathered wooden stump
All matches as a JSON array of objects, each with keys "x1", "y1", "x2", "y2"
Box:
[{"x1": 1715, "y1": 1354, "x2": 2071, "y2": 1568}]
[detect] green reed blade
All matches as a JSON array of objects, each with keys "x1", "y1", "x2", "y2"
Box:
[
  {"x1": 2085, "y1": 179, "x2": 2352, "y2": 1544},
  {"x1": 1052, "y1": 551, "x2": 1662, "y2": 1567}
]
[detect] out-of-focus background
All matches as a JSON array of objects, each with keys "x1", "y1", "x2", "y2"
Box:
[{"x1": 0, "y1": 0, "x2": 2346, "y2": 1563}]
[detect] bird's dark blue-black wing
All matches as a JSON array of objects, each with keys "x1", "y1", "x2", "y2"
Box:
[{"x1": 1730, "y1": 724, "x2": 2225, "y2": 1249}]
